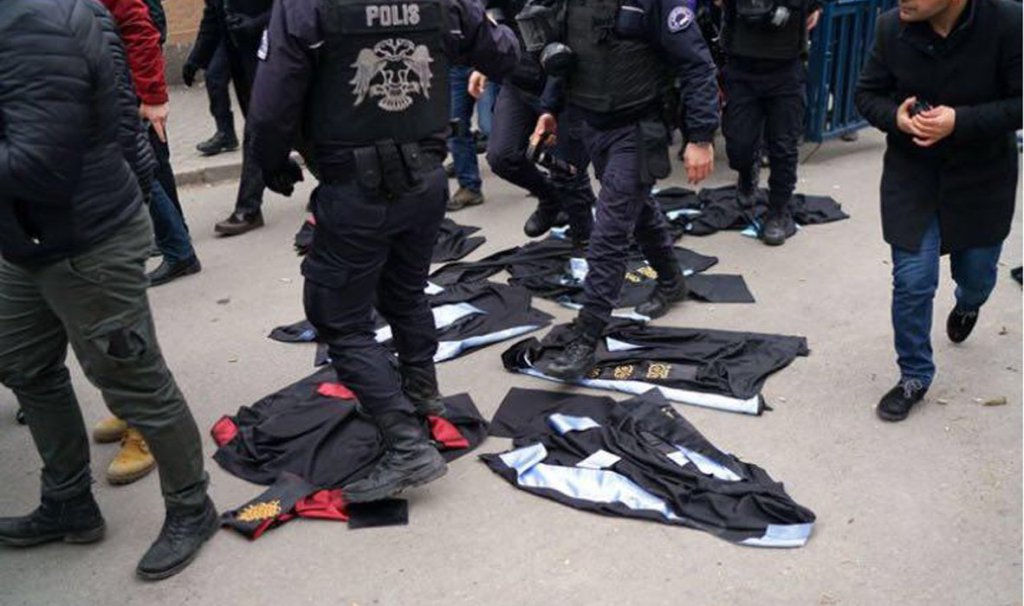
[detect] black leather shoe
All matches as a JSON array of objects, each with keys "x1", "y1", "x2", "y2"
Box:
[
  {"x1": 196, "y1": 131, "x2": 239, "y2": 156},
  {"x1": 635, "y1": 276, "x2": 688, "y2": 320},
  {"x1": 214, "y1": 212, "x2": 264, "y2": 237},
  {"x1": 0, "y1": 492, "x2": 105, "y2": 547},
  {"x1": 147, "y1": 256, "x2": 202, "y2": 287},
  {"x1": 761, "y1": 213, "x2": 788, "y2": 246},
  {"x1": 946, "y1": 307, "x2": 979, "y2": 344},
  {"x1": 342, "y1": 412, "x2": 448, "y2": 503},
  {"x1": 136, "y1": 497, "x2": 218, "y2": 581},
  {"x1": 524, "y1": 206, "x2": 562, "y2": 238},
  {"x1": 876, "y1": 379, "x2": 928, "y2": 422},
  {"x1": 400, "y1": 363, "x2": 447, "y2": 417}
]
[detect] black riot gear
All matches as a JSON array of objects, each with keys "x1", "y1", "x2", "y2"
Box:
[{"x1": 307, "y1": 0, "x2": 452, "y2": 149}]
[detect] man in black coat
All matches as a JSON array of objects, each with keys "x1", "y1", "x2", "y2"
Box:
[
  {"x1": 0, "y1": 0, "x2": 217, "y2": 579},
  {"x1": 855, "y1": 0, "x2": 1021, "y2": 422},
  {"x1": 183, "y1": 0, "x2": 274, "y2": 236}
]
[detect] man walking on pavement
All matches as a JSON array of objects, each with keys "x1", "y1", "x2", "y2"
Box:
[
  {"x1": 246, "y1": 0, "x2": 519, "y2": 501},
  {"x1": 0, "y1": 0, "x2": 217, "y2": 580},
  {"x1": 855, "y1": 0, "x2": 1021, "y2": 421}
]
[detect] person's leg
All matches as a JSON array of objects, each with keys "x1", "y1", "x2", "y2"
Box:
[
  {"x1": 375, "y1": 167, "x2": 449, "y2": 416},
  {"x1": 148, "y1": 128, "x2": 185, "y2": 221},
  {"x1": 551, "y1": 104, "x2": 596, "y2": 246},
  {"x1": 146, "y1": 179, "x2": 198, "y2": 271},
  {"x1": 207, "y1": 42, "x2": 236, "y2": 140},
  {"x1": 632, "y1": 195, "x2": 687, "y2": 318},
  {"x1": 477, "y1": 80, "x2": 500, "y2": 139},
  {"x1": 945, "y1": 240, "x2": 1004, "y2": 343},
  {"x1": 216, "y1": 47, "x2": 265, "y2": 232},
  {"x1": 890, "y1": 218, "x2": 941, "y2": 386},
  {"x1": 722, "y1": 67, "x2": 766, "y2": 204},
  {"x1": 761, "y1": 60, "x2": 806, "y2": 244},
  {"x1": 485, "y1": 86, "x2": 556, "y2": 199},
  {"x1": 447, "y1": 66, "x2": 482, "y2": 209}
]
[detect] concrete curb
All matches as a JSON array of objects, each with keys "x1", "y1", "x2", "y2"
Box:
[{"x1": 174, "y1": 161, "x2": 243, "y2": 187}]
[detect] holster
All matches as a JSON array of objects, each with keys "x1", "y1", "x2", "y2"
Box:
[
  {"x1": 637, "y1": 120, "x2": 671, "y2": 186},
  {"x1": 352, "y1": 140, "x2": 429, "y2": 197}
]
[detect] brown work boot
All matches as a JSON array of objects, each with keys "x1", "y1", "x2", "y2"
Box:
[
  {"x1": 92, "y1": 416, "x2": 128, "y2": 444},
  {"x1": 446, "y1": 187, "x2": 484, "y2": 212},
  {"x1": 107, "y1": 428, "x2": 156, "y2": 485}
]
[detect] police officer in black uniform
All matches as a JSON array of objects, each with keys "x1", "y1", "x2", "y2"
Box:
[
  {"x1": 246, "y1": 0, "x2": 519, "y2": 502},
  {"x1": 521, "y1": 0, "x2": 720, "y2": 379},
  {"x1": 471, "y1": 0, "x2": 595, "y2": 245},
  {"x1": 720, "y1": 0, "x2": 821, "y2": 245}
]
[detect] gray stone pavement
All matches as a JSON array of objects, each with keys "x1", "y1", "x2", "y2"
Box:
[
  {"x1": 0, "y1": 130, "x2": 1020, "y2": 605},
  {"x1": 165, "y1": 84, "x2": 247, "y2": 186}
]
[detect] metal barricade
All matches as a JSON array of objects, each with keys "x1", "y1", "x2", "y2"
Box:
[{"x1": 804, "y1": 0, "x2": 896, "y2": 142}]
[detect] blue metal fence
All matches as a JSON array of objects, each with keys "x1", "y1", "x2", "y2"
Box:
[{"x1": 804, "y1": 0, "x2": 897, "y2": 142}]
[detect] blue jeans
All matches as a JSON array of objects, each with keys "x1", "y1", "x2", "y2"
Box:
[
  {"x1": 891, "y1": 217, "x2": 1003, "y2": 384},
  {"x1": 448, "y1": 66, "x2": 481, "y2": 192},
  {"x1": 477, "y1": 81, "x2": 501, "y2": 138},
  {"x1": 148, "y1": 179, "x2": 195, "y2": 264}
]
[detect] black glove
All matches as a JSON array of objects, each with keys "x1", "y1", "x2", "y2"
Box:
[
  {"x1": 182, "y1": 62, "x2": 199, "y2": 87},
  {"x1": 264, "y1": 159, "x2": 304, "y2": 197},
  {"x1": 226, "y1": 13, "x2": 265, "y2": 36}
]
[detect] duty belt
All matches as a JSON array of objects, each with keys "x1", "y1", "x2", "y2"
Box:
[{"x1": 318, "y1": 141, "x2": 442, "y2": 197}]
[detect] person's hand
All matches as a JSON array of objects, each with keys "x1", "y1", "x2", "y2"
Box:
[
  {"x1": 896, "y1": 96, "x2": 927, "y2": 138},
  {"x1": 807, "y1": 8, "x2": 822, "y2": 30},
  {"x1": 683, "y1": 142, "x2": 714, "y2": 184},
  {"x1": 140, "y1": 103, "x2": 169, "y2": 142},
  {"x1": 264, "y1": 159, "x2": 304, "y2": 196},
  {"x1": 911, "y1": 105, "x2": 956, "y2": 148},
  {"x1": 182, "y1": 62, "x2": 199, "y2": 87},
  {"x1": 226, "y1": 13, "x2": 264, "y2": 36},
  {"x1": 531, "y1": 113, "x2": 558, "y2": 148},
  {"x1": 468, "y1": 71, "x2": 487, "y2": 100}
]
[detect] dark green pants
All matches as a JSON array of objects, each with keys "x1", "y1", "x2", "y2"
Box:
[{"x1": 0, "y1": 209, "x2": 207, "y2": 509}]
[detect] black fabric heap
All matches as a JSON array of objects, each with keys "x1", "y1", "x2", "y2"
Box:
[
  {"x1": 481, "y1": 388, "x2": 816, "y2": 547},
  {"x1": 502, "y1": 320, "x2": 809, "y2": 414},
  {"x1": 431, "y1": 237, "x2": 754, "y2": 305},
  {"x1": 654, "y1": 186, "x2": 849, "y2": 238},
  {"x1": 212, "y1": 367, "x2": 488, "y2": 487}
]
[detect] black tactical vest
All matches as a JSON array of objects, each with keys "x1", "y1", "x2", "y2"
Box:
[
  {"x1": 564, "y1": 0, "x2": 664, "y2": 114},
  {"x1": 724, "y1": 0, "x2": 806, "y2": 61},
  {"x1": 307, "y1": 0, "x2": 451, "y2": 147}
]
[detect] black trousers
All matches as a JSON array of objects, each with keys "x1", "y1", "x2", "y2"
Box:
[
  {"x1": 302, "y1": 166, "x2": 447, "y2": 417},
  {"x1": 485, "y1": 85, "x2": 595, "y2": 240},
  {"x1": 206, "y1": 41, "x2": 235, "y2": 137},
  {"x1": 225, "y1": 37, "x2": 264, "y2": 216},
  {"x1": 722, "y1": 58, "x2": 806, "y2": 211}
]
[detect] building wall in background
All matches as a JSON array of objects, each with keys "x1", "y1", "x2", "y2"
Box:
[{"x1": 163, "y1": 0, "x2": 205, "y2": 84}]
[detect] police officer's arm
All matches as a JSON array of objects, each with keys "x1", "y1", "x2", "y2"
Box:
[
  {"x1": 648, "y1": 0, "x2": 718, "y2": 182},
  {"x1": 190, "y1": 0, "x2": 224, "y2": 70},
  {"x1": 248, "y1": 0, "x2": 319, "y2": 175},
  {"x1": 445, "y1": 0, "x2": 521, "y2": 81}
]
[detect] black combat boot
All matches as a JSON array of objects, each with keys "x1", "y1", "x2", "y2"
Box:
[
  {"x1": 196, "y1": 131, "x2": 239, "y2": 156},
  {"x1": 342, "y1": 411, "x2": 448, "y2": 503},
  {"x1": 136, "y1": 497, "x2": 218, "y2": 581},
  {"x1": 523, "y1": 199, "x2": 566, "y2": 238},
  {"x1": 0, "y1": 491, "x2": 106, "y2": 547},
  {"x1": 400, "y1": 363, "x2": 447, "y2": 417},
  {"x1": 635, "y1": 263, "x2": 688, "y2": 320},
  {"x1": 736, "y1": 165, "x2": 760, "y2": 210},
  {"x1": 545, "y1": 314, "x2": 606, "y2": 381}
]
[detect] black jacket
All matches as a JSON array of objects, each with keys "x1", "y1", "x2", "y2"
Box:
[
  {"x1": 0, "y1": 0, "x2": 143, "y2": 266},
  {"x1": 189, "y1": 0, "x2": 273, "y2": 69},
  {"x1": 854, "y1": 0, "x2": 1022, "y2": 252}
]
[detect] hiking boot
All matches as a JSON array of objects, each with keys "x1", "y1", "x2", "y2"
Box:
[
  {"x1": 736, "y1": 167, "x2": 760, "y2": 210},
  {"x1": 446, "y1": 187, "x2": 484, "y2": 212},
  {"x1": 400, "y1": 363, "x2": 447, "y2": 417},
  {"x1": 635, "y1": 270, "x2": 688, "y2": 320},
  {"x1": 523, "y1": 203, "x2": 563, "y2": 238},
  {"x1": 342, "y1": 411, "x2": 447, "y2": 503},
  {"x1": 946, "y1": 307, "x2": 979, "y2": 344},
  {"x1": 196, "y1": 131, "x2": 239, "y2": 156},
  {"x1": 545, "y1": 315, "x2": 605, "y2": 381},
  {"x1": 136, "y1": 497, "x2": 218, "y2": 581},
  {"x1": 214, "y1": 211, "x2": 264, "y2": 237},
  {"x1": 0, "y1": 491, "x2": 105, "y2": 547},
  {"x1": 107, "y1": 428, "x2": 156, "y2": 485},
  {"x1": 147, "y1": 255, "x2": 202, "y2": 287},
  {"x1": 93, "y1": 416, "x2": 128, "y2": 444},
  {"x1": 876, "y1": 379, "x2": 928, "y2": 422}
]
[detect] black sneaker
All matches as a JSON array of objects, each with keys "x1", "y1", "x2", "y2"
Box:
[
  {"x1": 147, "y1": 256, "x2": 202, "y2": 287},
  {"x1": 876, "y1": 379, "x2": 928, "y2": 422},
  {"x1": 761, "y1": 212, "x2": 788, "y2": 246},
  {"x1": 136, "y1": 497, "x2": 218, "y2": 581},
  {"x1": 0, "y1": 492, "x2": 105, "y2": 547},
  {"x1": 196, "y1": 131, "x2": 239, "y2": 156},
  {"x1": 946, "y1": 307, "x2": 979, "y2": 344}
]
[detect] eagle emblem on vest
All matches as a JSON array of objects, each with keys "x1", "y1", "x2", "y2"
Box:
[{"x1": 350, "y1": 38, "x2": 434, "y2": 112}]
